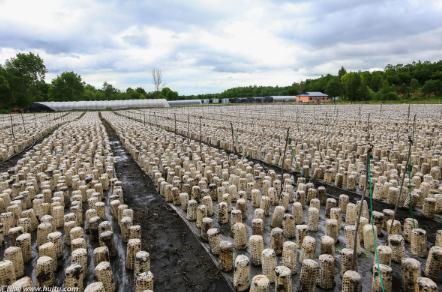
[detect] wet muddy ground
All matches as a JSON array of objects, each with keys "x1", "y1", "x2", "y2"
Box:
[{"x1": 102, "y1": 116, "x2": 232, "y2": 292}]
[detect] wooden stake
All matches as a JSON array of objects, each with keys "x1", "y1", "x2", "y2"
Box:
[
  {"x1": 187, "y1": 114, "x2": 190, "y2": 142},
  {"x1": 9, "y1": 114, "x2": 15, "y2": 140},
  {"x1": 174, "y1": 113, "x2": 177, "y2": 135},
  {"x1": 199, "y1": 116, "x2": 202, "y2": 156},
  {"x1": 280, "y1": 127, "x2": 290, "y2": 198},
  {"x1": 389, "y1": 114, "x2": 416, "y2": 235},
  {"x1": 230, "y1": 122, "x2": 236, "y2": 153},
  {"x1": 352, "y1": 144, "x2": 373, "y2": 269},
  {"x1": 20, "y1": 112, "x2": 26, "y2": 133},
  {"x1": 174, "y1": 113, "x2": 177, "y2": 142}
]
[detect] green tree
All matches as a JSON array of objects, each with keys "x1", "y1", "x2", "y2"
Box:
[
  {"x1": 338, "y1": 66, "x2": 347, "y2": 79},
  {"x1": 409, "y1": 78, "x2": 420, "y2": 95},
  {"x1": 422, "y1": 79, "x2": 442, "y2": 96},
  {"x1": 376, "y1": 80, "x2": 398, "y2": 100},
  {"x1": 341, "y1": 72, "x2": 368, "y2": 101},
  {"x1": 369, "y1": 71, "x2": 384, "y2": 92},
  {"x1": 49, "y1": 71, "x2": 84, "y2": 101},
  {"x1": 325, "y1": 77, "x2": 341, "y2": 97},
  {"x1": 160, "y1": 87, "x2": 179, "y2": 100},
  {"x1": 0, "y1": 69, "x2": 12, "y2": 108},
  {"x1": 83, "y1": 84, "x2": 98, "y2": 100},
  {"x1": 4, "y1": 52, "x2": 47, "y2": 108},
  {"x1": 102, "y1": 82, "x2": 119, "y2": 99}
]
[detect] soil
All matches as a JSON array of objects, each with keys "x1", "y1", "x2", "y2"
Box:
[{"x1": 102, "y1": 116, "x2": 232, "y2": 292}]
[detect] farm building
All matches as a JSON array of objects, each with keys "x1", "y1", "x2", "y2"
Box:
[{"x1": 296, "y1": 92, "x2": 329, "y2": 103}]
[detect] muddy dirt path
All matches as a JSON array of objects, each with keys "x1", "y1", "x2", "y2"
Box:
[{"x1": 101, "y1": 115, "x2": 232, "y2": 292}]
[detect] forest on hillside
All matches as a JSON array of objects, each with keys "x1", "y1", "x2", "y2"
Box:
[{"x1": 1, "y1": 52, "x2": 441, "y2": 110}]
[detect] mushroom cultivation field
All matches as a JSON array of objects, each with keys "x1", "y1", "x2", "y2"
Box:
[
  {"x1": 0, "y1": 104, "x2": 441, "y2": 292},
  {"x1": 0, "y1": 112, "x2": 80, "y2": 164}
]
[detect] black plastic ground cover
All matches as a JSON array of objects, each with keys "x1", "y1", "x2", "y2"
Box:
[{"x1": 101, "y1": 115, "x2": 232, "y2": 292}]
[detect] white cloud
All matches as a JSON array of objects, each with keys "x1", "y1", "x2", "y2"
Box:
[{"x1": 0, "y1": 0, "x2": 441, "y2": 94}]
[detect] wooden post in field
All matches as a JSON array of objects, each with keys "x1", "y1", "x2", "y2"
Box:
[
  {"x1": 352, "y1": 144, "x2": 372, "y2": 269},
  {"x1": 9, "y1": 114, "x2": 15, "y2": 140},
  {"x1": 20, "y1": 112, "x2": 27, "y2": 133},
  {"x1": 174, "y1": 113, "x2": 177, "y2": 142},
  {"x1": 389, "y1": 114, "x2": 416, "y2": 235},
  {"x1": 199, "y1": 116, "x2": 202, "y2": 157},
  {"x1": 230, "y1": 122, "x2": 236, "y2": 154},
  {"x1": 187, "y1": 114, "x2": 190, "y2": 142},
  {"x1": 174, "y1": 113, "x2": 177, "y2": 134},
  {"x1": 281, "y1": 127, "x2": 290, "y2": 172}
]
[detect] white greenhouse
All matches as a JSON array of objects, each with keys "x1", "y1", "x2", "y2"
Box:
[
  {"x1": 31, "y1": 99, "x2": 170, "y2": 111},
  {"x1": 168, "y1": 100, "x2": 202, "y2": 107},
  {"x1": 271, "y1": 96, "x2": 296, "y2": 102}
]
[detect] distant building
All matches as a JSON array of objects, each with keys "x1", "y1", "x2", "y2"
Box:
[{"x1": 296, "y1": 92, "x2": 329, "y2": 103}]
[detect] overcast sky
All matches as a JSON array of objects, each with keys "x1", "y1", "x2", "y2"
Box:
[{"x1": 1, "y1": 0, "x2": 441, "y2": 94}]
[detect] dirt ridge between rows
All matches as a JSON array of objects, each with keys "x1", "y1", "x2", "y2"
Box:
[{"x1": 100, "y1": 114, "x2": 232, "y2": 292}]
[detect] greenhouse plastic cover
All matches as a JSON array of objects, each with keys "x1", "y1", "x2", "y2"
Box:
[
  {"x1": 271, "y1": 96, "x2": 296, "y2": 101},
  {"x1": 34, "y1": 99, "x2": 170, "y2": 111},
  {"x1": 168, "y1": 100, "x2": 202, "y2": 106}
]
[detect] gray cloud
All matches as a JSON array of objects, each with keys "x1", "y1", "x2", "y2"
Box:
[{"x1": 0, "y1": 0, "x2": 441, "y2": 94}]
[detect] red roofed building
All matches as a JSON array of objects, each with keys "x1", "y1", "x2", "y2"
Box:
[{"x1": 296, "y1": 92, "x2": 329, "y2": 103}]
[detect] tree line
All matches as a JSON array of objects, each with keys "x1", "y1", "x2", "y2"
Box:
[
  {"x1": 0, "y1": 52, "x2": 179, "y2": 110},
  {"x1": 1, "y1": 52, "x2": 441, "y2": 110},
  {"x1": 189, "y1": 62, "x2": 442, "y2": 101}
]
